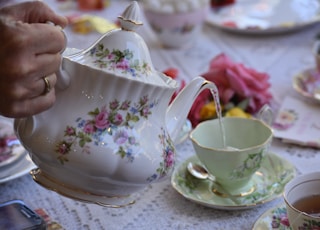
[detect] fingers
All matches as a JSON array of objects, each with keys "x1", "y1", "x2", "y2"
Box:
[
  {"x1": 0, "y1": 1, "x2": 68, "y2": 28},
  {"x1": 1, "y1": 89, "x2": 57, "y2": 118},
  {"x1": 0, "y1": 1, "x2": 66, "y2": 118},
  {"x1": 2, "y1": 23, "x2": 66, "y2": 78},
  {"x1": 40, "y1": 74, "x2": 57, "y2": 96},
  {"x1": 25, "y1": 22, "x2": 67, "y2": 55},
  {"x1": 29, "y1": 1, "x2": 68, "y2": 27},
  {"x1": 0, "y1": 74, "x2": 57, "y2": 118},
  {"x1": 3, "y1": 73, "x2": 57, "y2": 100},
  {"x1": 30, "y1": 74, "x2": 57, "y2": 98}
]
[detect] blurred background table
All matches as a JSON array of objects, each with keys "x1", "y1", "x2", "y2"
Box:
[{"x1": 1, "y1": 0, "x2": 320, "y2": 229}]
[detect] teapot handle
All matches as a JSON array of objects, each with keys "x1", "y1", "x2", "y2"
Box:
[
  {"x1": 55, "y1": 65, "x2": 71, "y2": 90},
  {"x1": 51, "y1": 26, "x2": 71, "y2": 90}
]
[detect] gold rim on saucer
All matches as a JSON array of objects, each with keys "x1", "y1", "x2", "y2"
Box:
[{"x1": 212, "y1": 184, "x2": 256, "y2": 198}]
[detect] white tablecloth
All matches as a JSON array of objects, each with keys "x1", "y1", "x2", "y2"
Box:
[{"x1": 1, "y1": 1, "x2": 320, "y2": 229}]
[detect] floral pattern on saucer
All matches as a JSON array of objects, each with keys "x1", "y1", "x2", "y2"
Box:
[
  {"x1": 171, "y1": 153, "x2": 295, "y2": 210},
  {"x1": 253, "y1": 203, "x2": 290, "y2": 230},
  {"x1": 0, "y1": 136, "x2": 20, "y2": 163},
  {"x1": 0, "y1": 120, "x2": 24, "y2": 168},
  {"x1": 293, "y1": 68, "x2": 320, "y2": 104},
  {"x1": 270, "y1": 205, "x2": 290, "y2": 229},
  {"x1": 254, "y1": 203, "x2": 320, "y2": 229}
]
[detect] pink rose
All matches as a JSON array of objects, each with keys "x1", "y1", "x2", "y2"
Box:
[
  {"x1": 116, "y1": 59, "x2": 129, "y2": 70},
  {"x1": 165, "y1": 150, "x2": 175, "y2": 168},
  {"x1": 188, "y1": 53, "x2": 272, "y2": 127},
  {"x1": 65, "y1": 126, "x2": 76, "y2": 136},
  {"x1": 56, "y1": 142, "x2": 70, "y2": 155},
  {"x1": 280, "y1": 216, "x2": 290, "y2": 227},
  {"x1": 95, "y1": 110, "x2": 110, "y2": 129},
  {"x1": 113, "y1": 113, "x2": 123, "y2": 125},
  {"x1": 83, "y1": 122, "x2": 95, "y2": 134}
]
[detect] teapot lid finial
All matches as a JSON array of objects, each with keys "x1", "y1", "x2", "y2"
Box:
[{"x1": 118, "y1": 1, "x2": 143, "y2": 31}]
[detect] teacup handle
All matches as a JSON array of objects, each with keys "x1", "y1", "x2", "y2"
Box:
[{"x1": 256, "y1": 104, "x2": 273, "y2": 126}]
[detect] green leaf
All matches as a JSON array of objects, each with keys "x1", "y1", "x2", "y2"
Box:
[
  {"x1": 118, "y1": 147, "x2": 126, "y2": 158},
  {"x1": 224, "y1": 102, "x2": 235, "y2": 111},
  {"x1": 79, "y1": 139, "x2": 86, "y2": 147},
  {"x1": 130, "y1": 115, "x2": 139, "y2": 123},
  {"x1": 237, "y1": 98, "x2": 250, "y2": 111},
  {"x1": 88, "y1": 107, "x2": 100, "y2": 116}
]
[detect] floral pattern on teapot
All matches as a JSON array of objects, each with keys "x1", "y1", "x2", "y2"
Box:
[
  {"x1": 147, "y1": 127, "x2": 175, "y2": 182},
  {"x1": 90, "y1": 44, "x2": 152, "y2": 77},
  {"x1": 55, "y1": 96, "x2": 159, "y2": 164}
]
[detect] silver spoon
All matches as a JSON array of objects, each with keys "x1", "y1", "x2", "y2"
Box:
[
  {"x1": 187, "y1": 162, "x2": 240, "y2": 204},
  {"x1": 187, "y1": 162, "x2": 216, "y2": 181}
]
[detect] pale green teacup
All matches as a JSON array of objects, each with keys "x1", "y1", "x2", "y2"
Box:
[{"x1": 189, "y1": 117, "x2": 273, "y2": 197}]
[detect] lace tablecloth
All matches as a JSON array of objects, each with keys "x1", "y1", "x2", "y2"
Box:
[{"x1": 1, "y1": 1, "x2": 320, "y2": 229}]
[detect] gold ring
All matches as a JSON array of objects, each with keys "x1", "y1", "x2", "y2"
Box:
[{"x1": 43, "y1": 76, "x2": 51, "y2": 94}]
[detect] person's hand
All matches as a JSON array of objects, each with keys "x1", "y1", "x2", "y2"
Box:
[{"x1": 0, "y1": 1, "x2": 67, "y2": 118}]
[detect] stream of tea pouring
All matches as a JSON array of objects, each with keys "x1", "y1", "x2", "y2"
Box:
[
  {"x1": 209, "y1": 84, "x2": 245, "y2": 150},
  {"x1": 209, "y1": 87, "x2": 272, "y2": 151},
  {"x1": 210, "y1": 87, "x2": 240, "y2": 150},
  {"x1": 209, "y1": 88, "x2": 228, "y2": 149}
]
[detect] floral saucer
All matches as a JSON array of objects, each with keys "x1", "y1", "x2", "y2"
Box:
[
  {"x1": 293, "y1": 68, "x2": 320, "y2": 104},
  {"x1": 0, "y1": 119, "x2": 25, "y2": 169},
  {"x1": 252, "y1": 203, "x2": 291, "y2": 230},
  {"x1": 171, "y1": 152, "x2": 295, "y2": 210}
]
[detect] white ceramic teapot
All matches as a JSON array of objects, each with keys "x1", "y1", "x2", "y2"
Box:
[{"x1": 14, "y1": 1, "x2": 214, "y2": 207}]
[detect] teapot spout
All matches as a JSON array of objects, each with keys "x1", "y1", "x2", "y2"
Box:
[{"x1": 166, "y1": 76, "x2": 216, "y2": 143}]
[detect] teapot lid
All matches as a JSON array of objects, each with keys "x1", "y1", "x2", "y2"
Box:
[{"x1": 69, "y1": 1, "x2": 168, "y2": 86}]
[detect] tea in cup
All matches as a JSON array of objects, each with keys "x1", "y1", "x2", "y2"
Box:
[
  {"x1": 284, "y1": 172, "x2": 320, "y2": 229},
  {"x1": 189, "y1": 117, "x2": 273, "y2": 197}
]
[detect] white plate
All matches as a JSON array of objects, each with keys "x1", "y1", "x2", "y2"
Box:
[
  {"x1": 206, "y1": 0, "x2": 320, "y2": 35},
  {"x1": 0, "y1": 154, "x2": 35, "y2": 184},
  {"x1": 171, "y1": 152, "x2": 295, "y2": 210},
  {"x1": 293, "y1": 68, "x2": 320, "y2": 103}
]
